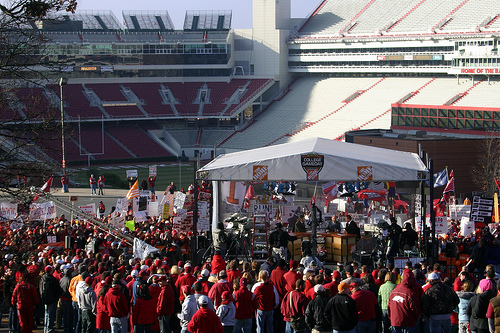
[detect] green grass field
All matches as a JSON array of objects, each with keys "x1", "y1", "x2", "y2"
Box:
[{"x1": 70, "y1": 162, "x2": 198, "y2": 191}]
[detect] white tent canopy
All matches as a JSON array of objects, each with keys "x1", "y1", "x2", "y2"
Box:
[{"x1": 198, "y1": 137, "x2": 428, "y2": 182}]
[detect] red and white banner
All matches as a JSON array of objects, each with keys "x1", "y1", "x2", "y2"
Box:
[
  {"x1": 78, "y1": 203, "x2": 96, "y2": 217},
  {"x1": 30, "y1": 201, "x2": 57, "y2": 220},
  {"x1": 1, "y1": 202, "x2": 18, "y2": 220}
]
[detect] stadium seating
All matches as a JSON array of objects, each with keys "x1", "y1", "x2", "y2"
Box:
[
  {"x1": 78, "y1": 124, "x2": 134, "y2": 160},
  {"x1": 125, "y1": 83, "x2": 176, "y2": 117},
  {"x1": 454, "y1": 80, "x2": 500, "y2": 108},
  {"x1": 348, "y1": 0, "x2": 421, "y2": 34},
  {"x1": 298, "y1": 0, "x2": 370, "y2": 35},
  {"x1": 405, "y1": 78, "x2": 473, "y2": 105},
  {"x1": 106, "y1": 126, "x2": 171, "y2": 158},
  {"x1": 440, "y1": 0, "x2": 500, "y2": 32}
]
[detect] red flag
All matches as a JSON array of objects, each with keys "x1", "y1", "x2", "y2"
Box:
[
  {"x1": 40, "y1": 177, "x2": 53, "y2": 193},
  {"x1": 443, "y1": 170, "x2": 454, "y2": 194},
  {"x1": 243, "y1": 185, "x2": 255, "y2": 209}
]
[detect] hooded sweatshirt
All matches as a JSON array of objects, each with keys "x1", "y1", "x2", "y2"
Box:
[
  {"x1": 77, "y1": 284, "x2": 97, "y2": 315},
  {"x1": 388, "y1": 269, "x2": 420, "y2": 328},
  {"x1": 177, "y1": 294, "x2": 198, "y2": 329}
]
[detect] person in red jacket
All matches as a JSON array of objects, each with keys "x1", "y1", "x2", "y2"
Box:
[
  {"x1": 12, "y1": 274, "x2": 40, "y2": 333},
  {"x1": 148, "y1": 276, "x2": 162, "y2": 333},
  {"x1": 96, "y1": 285, "x2": 111, "y2": 333},
  {"x1": 187, "y1": 296, "x2": 223, "y2": 333},
  {"x1": 175, "y1": 264, "x2": 197, "y2": 301},
  {"x1": 351, "y1": 282, "x2": 378, "y2": 332},
  {"x1": 104, "y1": 279, "x2": 129, "y2": 333},
  {"x1": 233, "y1": 277, "x2": 254, "y2": 333},
  {"x1": 211, "y1": 250, "x2": 226, "y2": 276},
  {"x1": 208, "y1": 271, "x2": 233, "y2": 309},
  {"x1": 227, "y1": 260, "x2": 242, "y2": 284},
  {"x1": 281, "y1": 279, "x2": 309, "y2": 333},
  {"x1": 270, "y1": 259, "x2": 289, "y2": 333},
  {"x1": 157, "y1": 276, "x2": 175, "y2": 333},
  {"x1": 387, "y1": 269, "x2": 421, "y2": 332},
  {"x1": 283, "y1": 260, "x2": 302, "y2": 293},
  {"x1": 253, "y1": 270, "x2": 279, "y2": 333},
  {"x1": 323, "y1": 270, "x2": 341, "y2": 298},
  {"x1": 132, "y1": 284, "x2": 156, "y2": 333}
]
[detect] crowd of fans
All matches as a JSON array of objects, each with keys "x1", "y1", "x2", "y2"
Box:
[{"x1": 2, "y1": 234, "x2": 500, "y2": 333}]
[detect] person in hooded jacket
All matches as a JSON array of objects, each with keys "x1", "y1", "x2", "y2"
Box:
[
  {"x1": 76, "y1": 277, "x2": 97, "y2": 333},
  {"x1": 157, "y1": 276, "x2": 175, "y2": 333},
  {"x1": 216, "y1": 291, "x2": 235, "y2": 333},
  {"x1": 233, "y1": 277, "x2": 254, "y2": 333},
  {"x1": 456, "y1": 280, "x2": 475, "y2": 333},
  {"x1": 12, "y1": 273, "x2": 40, "y2": 333},
  {"x1": 96, "y1": 284, "x2": 111, "y2": 333},
  {"x1": 177, "y1": 285, "x2": 198, "y2": 333},
  {"x1": 104, "y1": 279, "x2": 129, "y2": 333},
  {"x1": 132, "y1": 284, "x2": 156, "y2": 333},
  {"x1": 467, "y1": 279, "x2": 497, "y2": 333},
  {"x1": 211, "y1": 250, "x2": 226, "y2": 276},
  {"x1": 40, "y1": 265, "x2": 63, "y2": 333},
  {"x1": 387, "y1": 269, "x2": 421, "y2": 333},
  {"x1": 59, "y1": 267, "x2": 74, "y2": 333},
  {"x1": 187, "y1": 296, "x2": 223, "y2": 333}
]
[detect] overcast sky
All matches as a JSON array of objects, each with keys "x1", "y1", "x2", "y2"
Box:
[{"x1": 75, "y1": 0, "x2": 317, "y2": 29}]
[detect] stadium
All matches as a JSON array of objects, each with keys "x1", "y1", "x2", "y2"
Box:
[{"x1": 3, "y1": 0, "x2": 500, "y2": 196}]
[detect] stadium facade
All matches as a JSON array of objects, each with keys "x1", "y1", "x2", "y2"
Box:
[{"x1": 3, "y1": 0, "x2": 500, "y2": 195}]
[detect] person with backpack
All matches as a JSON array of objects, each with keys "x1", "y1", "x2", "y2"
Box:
[{"x1": 40, "y1": 266, "x2": 62, "y2": 333}]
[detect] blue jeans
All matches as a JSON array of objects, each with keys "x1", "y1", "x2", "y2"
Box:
[
  {"x1": 159, "y1": 315, "x2": 171, "y2": 333},
  {"x1": 233, "y1": 318, "x2": 252, "y2": 333},
  {"x1": 382, "y1": 309, "x2": 391, "y2": 333},
  {"x1": 256, "y1": 310, "x2": 274, "y2": 333},
  {"x1": 63, "y1": 184, "x2": 69, "y2": 192},
  {"x1": 285, "y1": 321, "x2": 310, "y2": 333},
  {"x1": 91, "y1": 185, "x2": 97, "y2": 195},
  {"x1": 9, "y1": 306, "x2": 19, "y2": 333},
  {"x1": 393, "y1": 327, "x2": 418, "y2": 333},
  {"x1": 72, "y1": 301, "x2": 82, "y2": 333},
  {"x1": 45, "y1": 302, "x2": 58, "y2": 333},
  {"x1": 62, "y1": 300, "x2": 73, "y2": 333},
  {"x1": 134, "y1": 324, "x2": 152, "y2": 333},
  {"x1": 334, "y1": 329, "x2": 356, "y2": 333},
  {"x1": 81, "y1": 310, "x2": 95, "y2": 333},
  {"x1": 356, "y1": 320, "x2": 376, "y2": 333},
  {"x1": 428, "y1": 316, "x2": 451, "y2": 333},
  {"x1": 110, "y1": 317, "x2": 128, "y2": 333}
]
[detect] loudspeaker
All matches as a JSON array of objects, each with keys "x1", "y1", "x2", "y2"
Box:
[{"x1": 65, "y1": 236, "x2": 74, "y2": 249}]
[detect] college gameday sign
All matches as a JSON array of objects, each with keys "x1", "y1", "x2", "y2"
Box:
[{"x1": 301, "y1": 154, "x2": 324, "y2": 180}]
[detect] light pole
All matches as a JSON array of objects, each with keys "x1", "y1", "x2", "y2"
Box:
[{"x1": 59, "y1": 77, "x2": 68, "y2": 175}]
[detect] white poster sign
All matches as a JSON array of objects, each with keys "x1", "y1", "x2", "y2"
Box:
[
  {"x1": 198, "y1": 201, "x2": 208, "y2": 218},
  {"x1": 30, "y1": 201, "x2": 57, "y2": 220},
  {"x1": 133, "y1": 238, "x2": 158, "y2": 260},
  {"x1": 197, "y1": 217, "x2": 210, "y2": 232},
  {"x1": 116, "y1": 198, "x2": 128, "y2": 213},
  {"x1": 149, "y1": 201, "x2": 159, "y2": 217},
  {"x1": 461, "y1": 217, "x2": 474, "y2": 238},
  {"x1": 10, "y1": 221, "x2": 23, "y2": 231},
  {"x1": 78, "y1": 204, "x2": 96, "y2": 217},
  {"x1": 126, "y1": 170, "x2": 138, "y2": 178},
  {"x1": 174, "y1": 192, "x2": 187, "y2": 209},
  {"x1": 109, "y1": 212, "x2": 125, "y2": 230},
  {"x1": 149, "y1": 165, "x2": 157, "y2": 177},
  {"x1": 435, "y1": 216, "x2": 448, "y2": 235},
  {"x1": 1, "y1": 202, "x2": 18, "y2": 220},
  {"x1": 134, "y1": 211, "x2": 147, "y2": 222}
]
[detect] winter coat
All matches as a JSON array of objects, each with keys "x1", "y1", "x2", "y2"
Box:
[
  {"x1": 421, "y1": 281, "x2": 459, "y2": 317},
  {"x1": 104, "y1": 286, "x2": 129, "y2": 318},
  {"x1": 187, "y1": 308, "x2": 223, "y2": 333},
  {"x1": 39, "y1": 273, "x2": 62, "y2": 305},
  {"x1": 467, "y1": 289, "x2": 497, "y2": 332},
  {"x1": 12, "y1": 280, "x2": 39, "y2": 309},
  {"x1": 216, "y1": 302, "x2": 236, "y2": 326},
  {"x1": 208, "y1": 280, "x2": 232, "y2": 309},
  {"x1": 234, "y1": 286, "x2": 254, "y2": 320},
  {"x1": 177, "y1": 294, "x2": 198, "y2": 329},
  {"x1": 281, "y1": 289, "x2": 309, "y2": 322},
  {"x1": 210, "y1": 255, "x2": 226, "y2": 276},
  {"x1": 387, "y1": 270, "x2": 420, "y2": 327},
  {"x1": 132, "y1": 297, "x2": 157, "y2": 325},
  {"x1": 305, "y1": 293, "x2": 331, "y2": 331},
  {"x1": 456, "y1": 291, "x2": 475, "y2": 323},
  {"x1": 157, "y1": 284, "x2": 175, "y2": 317},
  {"x1": 96, "y1": 297, "x2": 111, "y2": 330},
  {"x1": 324, "y1": 293, "x2": 358, "y2": 331},
  {"x1": 77, "y1": 284, "x2": 97, "y2": 314},
  {"x1": 270, "y1": 267, "x2": 288, "y2": 300},
  {"x1": 351, "y1": 289, "x2": 378, "y2": 321},
  {"x1": 59, "y1": 269, "x2": 72, "y2": 300},
  {"x1": 253, "y1": 281, "x2": 278, "y2": 312}
]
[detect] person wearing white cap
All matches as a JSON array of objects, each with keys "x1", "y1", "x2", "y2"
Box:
[
  {"x1": 305, "y1": 284, "x2": 331, "y2": 333},
  {"x1": 186, "y1": 295, "x2": 223, "y2": 333}
]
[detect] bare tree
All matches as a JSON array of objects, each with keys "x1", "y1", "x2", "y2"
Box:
[
  {"x1": 0, "y1": 0, "x2": 78, "y2": 202},
  {"x1": 471, "y1": 138, "x2": 500, "y2": 197}
]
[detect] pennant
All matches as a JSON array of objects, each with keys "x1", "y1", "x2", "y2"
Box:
[
  {"x1": 40, "y1": 177, "x2": 53, "y2": 193},
  {"x1": 427, "y1": 169, "x2": 447, "y2": 188},
  {"x1": 443, "y1": 170, "x2": 454, "y2": 193},
  {"x1": 322, "y1": 181, "x2": 342, "y2": 203},
  {"x1": 243, "y1": 185, "x2": 255, "y2": 209},
  {"x1": 125, "y1": 220, "x2": 135, "y2": 231},
  {"x1": 126, "y1": 180, "x2": 139, "y2": 200}
]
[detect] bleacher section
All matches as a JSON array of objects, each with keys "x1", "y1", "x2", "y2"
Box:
[
  {"x1": 106, "y1": 126, "x2": 172, "y2": 158},
  {"x1": 297, "y1": 0, "x2": 500, "y2": 37},
  {"x1": 221, "y1": 77, "x2": 500, "y2": 149},
  {"x1": 348, "y1": 0, "x2": 421, "y2": 34},
  {"x1": 183, "y1": 10, "x2": 232, "y2": 31},
  {"x1": 69, "y1": 11, "x2": 122, "y2": 31},
  {"x1": 298, "y1": 0, "x2": 370, "y2": 35},
  {"x1": 440, "y1": 0, "x2": 500, "y2": 32}
]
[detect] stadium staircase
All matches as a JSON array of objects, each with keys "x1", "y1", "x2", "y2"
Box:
[
  {"x1": 266, "y1": 77, "x2": 386, "y2": 146},
  {"x1": 104, "y1": 130, "x2": 138, "y2": 158},
  {"x1": 485, "y1": 14, "x2": 500, "y2": 28},
  {"x1": 195, "y1": 128, "x2": 202, "y2": 148},
  {"x1": 339, "y1": 0, "x2": 376, "y2": 35},
  {"x1": 445, "y1": 78, "x2": 485, "y2": 105}
]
